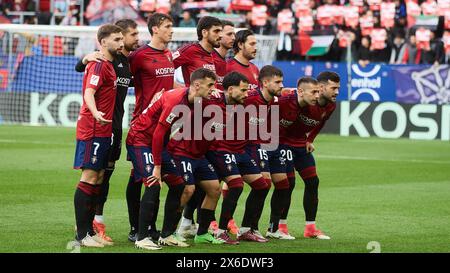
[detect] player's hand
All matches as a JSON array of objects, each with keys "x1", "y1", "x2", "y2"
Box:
[
  {"x1": 147, "y1": 166, "x2": 162, "y2": 187},
  {"x1": 306, "y1": 142, "x2": 315, "y2": 153},
  {"x1": 93, "y1": 111, "x2": 112, "y2": 125},
  {"x1": 210, "y1": 88, "x2": 222, "y2": 99},
  {"x1": 82, "y1": 51, "x2": 106, "y2": 64}
]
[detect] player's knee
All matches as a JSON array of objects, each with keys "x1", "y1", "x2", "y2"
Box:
[
  {"x1": 304, "y1": 176, "x2": 319, "y2": 193},
  {"x1": 227, "y1": 177, "x2": 244, "y2": 189},
  {"x1": 164, "y1": 174, "x2": 184, "y2": 186},
  {"x1": 274, "y1": 178, "x2": 290, "y2": 190},
  {"x1": 299, "y1": 166, "x2": 317, "y2": 180},
  {"x1": 181, "y1": 185, "x2": 195, "y2": 206},
  {"x1": 207, "y1": 182, "x2": 221, "y2": 201},
  {"x1": 265, "y1": 178, "x2": 272, "y2": 190},
  {"x1": 250, "y1": 177, "x2": 270, "y2": 190}
]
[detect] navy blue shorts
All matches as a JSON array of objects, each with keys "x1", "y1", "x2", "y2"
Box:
[
  {"x1": 279, "y1": 144, "x2": 316, "y2": 178},
  {"x1": 172, "y1": 155, "x2": 218, "y2": 185},
  {"x1": 245, "y1": 143, "x2": 271, "y2": 173},
  {"x1": 267, "y1": 147, "x2": 287, "y2": 174},
  {"x1": 73, "y1": 137, "x2": 112, "y2": 171},
  {"x1": 126, "y1": 145, "x2": 179, "y2": 183},
  {"x1": 206, "y1": 150, "x2": 260, "y2": 179}
]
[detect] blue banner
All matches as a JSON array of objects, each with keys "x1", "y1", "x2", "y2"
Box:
[{"x1": 4, "y1": 56, "x2": 448, "y2": 104}]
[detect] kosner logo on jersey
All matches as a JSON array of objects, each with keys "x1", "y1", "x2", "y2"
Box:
[{"x1": 322, "y1": 101, "x2": 450, "y2": 140}]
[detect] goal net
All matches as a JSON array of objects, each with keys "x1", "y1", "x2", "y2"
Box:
[{"x1": 0, "y1": 24, "x2": 278, "y2": 127}]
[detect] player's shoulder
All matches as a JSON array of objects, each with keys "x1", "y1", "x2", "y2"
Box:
[
  {"x1": 87, "y1": 60, "x2": 111, "y2": 74},
  {"x1": 174, "y1": 42, "x2": 198, "y2": 55},
  {"x1": 129, "y1": 45, "x2": 150, "y2": 59}
]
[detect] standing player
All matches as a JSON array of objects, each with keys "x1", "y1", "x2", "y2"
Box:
[
  {"x1": 211, "y1": 20, "x2": 235, "y2": 91},
  {"x1": 72, "y1": 24, "x2": 124, "y2": 247},
  {"x1": 172, "y1": 16, "x2": 223, "y2": 236},
  {"x1": 227, "y1": 29, "x2": 259, "y2": 89},
  {"x1": 126, "y1": 13, "x2": 176, "y2": 242},
  {"x1": 74, "y1": 19, "x2": 139, "y2": 244},
  {"x1": 149, "y1": 68, "x2": 225, "y2": 245},
  {"x1": 208, "y1": 20, "x2": 238, "y2": 233},
  {"x1": 278, "y1": 72, "x2": 340, "y2": 239}
]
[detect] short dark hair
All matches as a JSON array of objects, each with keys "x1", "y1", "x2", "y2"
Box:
[
  {"x1": 147, "y1": 13, "x2": 174, "y2": 35},
  {"x1": 297, "y1": 76, "x2": 319, "y2": 87},
  {"x1": 317, "y1": 71, "x2": 340, "y2": 84},
  {"x1": 233, "y1": 29, "x2": 254, "y2": 53},
  {"x1": 190, "y1": 68, "x2": 217, "y2": 83},
  {"x1": 223, "y1": 72, "x2": 249, "y2": 90},
  {"x1": 115, "y1": 19, "x2": 137, "y2": 33},
  {"x1": 258, "y1": 65, "x2": 283, "y2": 84},
  {"x1": 221, "y1": 20, "x2": 234, "y2": 28},
  {"x1": 97, "y1": 24, "x2": 123, "y2": 43},
  {"x1": 197, "y1": 16, "x2": 223, "y2": 40}
]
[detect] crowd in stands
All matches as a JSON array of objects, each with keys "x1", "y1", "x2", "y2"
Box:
[{"x1": 1, "y1": 0, "x2": 450, "y2": 64}]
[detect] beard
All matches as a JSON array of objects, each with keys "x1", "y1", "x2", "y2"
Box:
[{"x1": 108, "y1": 47, "x2": 122, "y2": 58}]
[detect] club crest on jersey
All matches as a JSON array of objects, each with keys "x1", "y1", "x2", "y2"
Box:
[{"x1": 91, "y1": 156, "x2": 97, "y2": 164}]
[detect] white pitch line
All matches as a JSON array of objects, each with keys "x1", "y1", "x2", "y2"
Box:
[
  {"x1": 0, "y1": 139, "x2": 72, "y2": 146},
  {"x1": 318, "y1": 154, "x2": 450, "y2": 165}
]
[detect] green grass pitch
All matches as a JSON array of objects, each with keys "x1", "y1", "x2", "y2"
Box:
[{"x1": 0, "y1": 125, "x2": 449, "y2": 253}]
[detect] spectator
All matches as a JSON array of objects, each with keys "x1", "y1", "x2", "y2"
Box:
[
  {"x1": 357, "y1": 36, "x2": 371, "y2": 67},
  {"x1": 404, "y1": 33, "x2": 419, "y2": 64},
  {"x1": 169, "y1": 0, "x2": 183, "y2": 26},
  {"x1": 178, "y1": 10, "x2": 196, "y2": 27},
  {"x1": 389, "y1": 30, "x2": 407, "y2": 64},
  {"x1": 419, "y1": 31, "x2": 445, "y2": 65}
]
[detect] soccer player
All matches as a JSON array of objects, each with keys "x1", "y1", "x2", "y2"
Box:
[
  {"x1": 212, "y1": 20, "x2": 235, "y2": 91},
  {"x1": 208, "y1": 20, "x2": 239, "y2": 233},
  {"x1": 226, "y1": 29, "x2": 259, "y2": 89},
  {"x1": 149, "y1": 68, "x2": 225, "y2": 245},
  {"x1": 72, "y1": 24, "x2": 124, "y2": 247},
  {"x1": 126, "y1": 13, "x2": 176, "y2": 242},
  {"x1": 278, "y1": 72, "x2": 340, "y2": 240},
  {"x1": 205, "y1": 66, "x2": 282, "y2": 243},
  {"x1": 173, "y1": 16, "x2": 222, "y2": 86},
  {"x1": 172, "y1": 16, "x2": 223, "y2": 236},
  {"x1": 74, "y1": 19, "x2": 138, "y2": 244},
  {"x1": 166, "y1": 71, "x2": 249, "y2": 245}
]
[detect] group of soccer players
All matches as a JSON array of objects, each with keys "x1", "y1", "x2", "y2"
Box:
[{"x1": 71, "y1": 13, "x2": 341, "y2": 250}]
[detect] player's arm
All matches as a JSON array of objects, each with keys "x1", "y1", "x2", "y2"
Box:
[
  {"x1": 83, "y1": 88, "x2": 112, "y2": 125},
  {"x1": 306, "y1": 110, "x2": 335, "y2": 152},
  {"x1": 75, "y1": 51, "x2": 106, "y2": 72}
]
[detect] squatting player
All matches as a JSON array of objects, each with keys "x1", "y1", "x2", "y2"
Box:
[
  {"x1": 72, "y1": 24, "x2": 123, "y2": 247},
  {"x1": 150, "y1": 68, "x2": 225, "y2": 245},
  {"x1": 278, "y1": 72, "x2": 340, "y2": 240}
]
